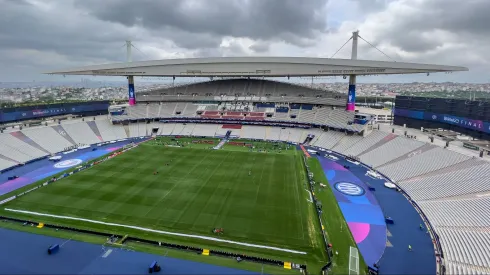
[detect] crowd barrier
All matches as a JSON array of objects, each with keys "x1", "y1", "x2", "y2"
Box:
[
  {"x1": 0, "y1": 215, "x2": 307, "y2": 274},
  {"x1": 301, "y1": 155, "x2": 333, "y2": 273},
  {"x1": 127, "y1": 236, "x2": 307, "y2": 272}
]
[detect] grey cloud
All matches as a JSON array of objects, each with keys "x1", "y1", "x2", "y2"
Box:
[
  {"x1": 376, "y1": 0, "x2": 490, "y2": 52},
  {"x1": 75, "y1": 0, "x2": 329, "y2": 47},
  {"x1": 0, "y1": 2, "x2": 131, "y2": 62},
  {"x1": 0, "y1": 0, "x2": 487, "y2": 83},
  {"x1": 351, "y1": 0, "x2": 390, "y2": 13},
  {"x1": 249, "y1": 42, "x2": 270, "y2": 53},
  {"x1": 410, "y1": 0, "x2": 490, "y2": 34},
  {"x1": 383, "y1": 31, "x2": 444, "y2": 53}
]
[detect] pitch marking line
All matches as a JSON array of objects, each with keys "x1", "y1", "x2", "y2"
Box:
[
  {"x1": 5, "y1": 208, "x2": 307, "y2": 255},
  {"x1": 60, "y1": 237, "x2": 73, "y2": 247}
]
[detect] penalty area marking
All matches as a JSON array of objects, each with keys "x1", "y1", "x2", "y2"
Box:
[{"x1": 5, "y1": 208, "x2": 307, "y2": 255}]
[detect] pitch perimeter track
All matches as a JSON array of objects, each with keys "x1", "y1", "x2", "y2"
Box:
[{"x1": 5, "y1": 208, "x2": 307, "y2": 255}]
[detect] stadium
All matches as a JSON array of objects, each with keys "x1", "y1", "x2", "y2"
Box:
[{"x1": 0, "y1": 33, "x2": 488, "y2": 275}]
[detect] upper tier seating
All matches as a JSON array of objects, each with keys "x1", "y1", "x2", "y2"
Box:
[
  {"x1": 112, "y1": 102, "x2": 367, "y2": 132},
  {"x1": 138, "y1": 79, "x2": 346, "y2": 106}
]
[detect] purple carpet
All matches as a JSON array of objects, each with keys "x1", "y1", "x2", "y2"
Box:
[
  {"x1": 316, "y1": 156, "x2": 387, "y2": 268},
  {"x1": 0, "y1": 140, "x2": 138, "y2": 196}
]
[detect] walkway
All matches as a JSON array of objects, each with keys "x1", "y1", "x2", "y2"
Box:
[
  {"x1": 309, "y1": 147, "x2": 436, "y2": 274},
  {"x1": 0, "y1": 227, "x2": 257, "y2": 274}
]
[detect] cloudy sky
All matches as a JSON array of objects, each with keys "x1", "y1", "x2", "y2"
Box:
[{"x1": 1, "y1": 0, "x2": 488, "y2": 83}]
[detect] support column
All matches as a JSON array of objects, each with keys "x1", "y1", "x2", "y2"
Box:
[
  {"x1": 126, "y1": 41, "x2": 136, "y2": 105},
  {"x1": 128, "y1": 76, "x2": 136, "y2": 105},
  {"x1": 346, "y1": 75, "x2": 356, "y2": 111},
  {"x1": 346, "y1": 30, "x2": 359, "y2": 112}
]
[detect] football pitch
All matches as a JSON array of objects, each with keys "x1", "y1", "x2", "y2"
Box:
[{"x1": 3, "y1": 138, "x2": 321, "y2": 258}]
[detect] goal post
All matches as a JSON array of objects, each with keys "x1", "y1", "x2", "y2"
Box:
[{"x1": 349, "y1": 246, "x2": 359, "y2": 275}]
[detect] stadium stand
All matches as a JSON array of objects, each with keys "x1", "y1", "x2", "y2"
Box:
[
  {"x1": 61, "y1": 121, "x2": 102, "y2": 145},
  {"x1": 138, "y1": 79, "x2": 346, "y2": 106},
  {"x1": 0, "y1": 157, "x2": 18, "y2": 171},
  {"x1": 377, "y1": 147, "x2": 472, "y2": 182},
  {"x1": 95, "y1": 119, "x2": 128, "y2": 141},
  {"x1": 311, "y1": 130, "x2": 346, "y2": 149},
  {"x1": 359, "y1": 136, "x2": 425, "y2": 167},
  {"x1": 0, "y1": 134, "x2": 47, "y2": 163},
  {"x1": 1, "y1": 119, "x2": 490, "y2": 273},
  {"x1": 342, "y1": 131, "x2": 390, "y2": 156},
  {"x1": 22, "y1": 126, "x2": 75, "y2": 153},
  {"x1": 399, "y1": 161, "x2": 490, "y2": 201}
]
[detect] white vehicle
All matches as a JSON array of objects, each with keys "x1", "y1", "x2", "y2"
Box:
[
  {"x1": 307, "y1": 149, "x2": 318, "y2": 155},
  {"x1": 346, "y1": 158, "x2": 360, "y2": 165},
  {"x1": 63, "y1": 149, "x2": 77, "y2": 155},
  {"x1": 48, "y1": 156, "x2": 62, "y2": 161},
  {"x1": 326, "y1": 154, "x2": 339, "y2": 161},
  {"x1": 384, "y1": 182, "x2": 397, "y2": 189},
  {"x1": 366, "y1": 170, "x2": 383, "y2": 179}
]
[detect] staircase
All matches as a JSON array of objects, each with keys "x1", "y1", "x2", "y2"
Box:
[{"x1": 213, "y1": 130, "x2": 233, "y2": 150}]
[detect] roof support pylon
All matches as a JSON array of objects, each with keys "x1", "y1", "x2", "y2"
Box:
[
  {"x1": 346, "y1": 31, "x2": 359, "y2": 112},
  {"x1": 126, "y1": 40, "x2": 132, "y2": 63}
]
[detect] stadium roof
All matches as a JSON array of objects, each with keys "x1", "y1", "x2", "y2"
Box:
[{"x1": 46, "y1": 56, "x2": 468, "y2": 77}]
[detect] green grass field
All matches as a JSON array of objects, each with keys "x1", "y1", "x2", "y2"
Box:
[
  {"x1": 1, "y1": 138, "x2": 331, "y2": 270},
  {"x1": 1, "y1": 137, "x2": 374, "y2": 273}
]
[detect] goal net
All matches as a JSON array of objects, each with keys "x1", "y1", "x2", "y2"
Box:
[{"x1": 349, "y1": 246, "x2": 360, "y2": 275}]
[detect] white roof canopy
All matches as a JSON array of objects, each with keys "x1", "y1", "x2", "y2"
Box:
[{"x1": 45, "y1": 56, "x2": 468, "y2": 77}]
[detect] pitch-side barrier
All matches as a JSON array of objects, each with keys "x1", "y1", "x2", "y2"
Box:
[{"x1": 0, "y1": 215, "x2": 308, "y2": 274}]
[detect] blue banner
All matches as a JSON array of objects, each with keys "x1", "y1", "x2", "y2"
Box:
[
  {"x1": 395, "y1": 108, "x2": 490, "y2": 134},
  {"x1": 0, "y1": 102, "x2": 109, "y2": 123},
  {"x1": 346, "y1": 84, "x2": 356, "y2": 111},
  {"x1": 128, "y1": 83, "x2": 136, "y2": 105}
]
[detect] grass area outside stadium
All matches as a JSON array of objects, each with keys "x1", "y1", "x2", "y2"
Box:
[{"x1": 0, "y1": 136, "x2": 365, "y2": 273}]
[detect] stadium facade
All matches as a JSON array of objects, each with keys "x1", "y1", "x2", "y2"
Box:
[
  {"x1": 394, "y1": 96, "x2": 490, "y2": 140},
  {"x1": 0, "y1": 101, "x2": 109, "y2": 124}
]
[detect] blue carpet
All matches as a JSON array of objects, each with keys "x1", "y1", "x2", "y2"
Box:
[
  {"x1": 307, "y1": 147, "x2": 436, "y2": 274},
  {"x1": 0, "y1": 228, "x2": 258, "y2": 274},
  {"x1": 0, "y1": 139, "x2": 146, "y2": 196},
  {"x1": 330, "y1": 151, "x2": 436, "y2": 275},
  {"x1": 315, "y1": 155, "x2": 386, "y2": 269},
  {"x1": 355, "y1": 171, "x2": 436, "y2": 275}
]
